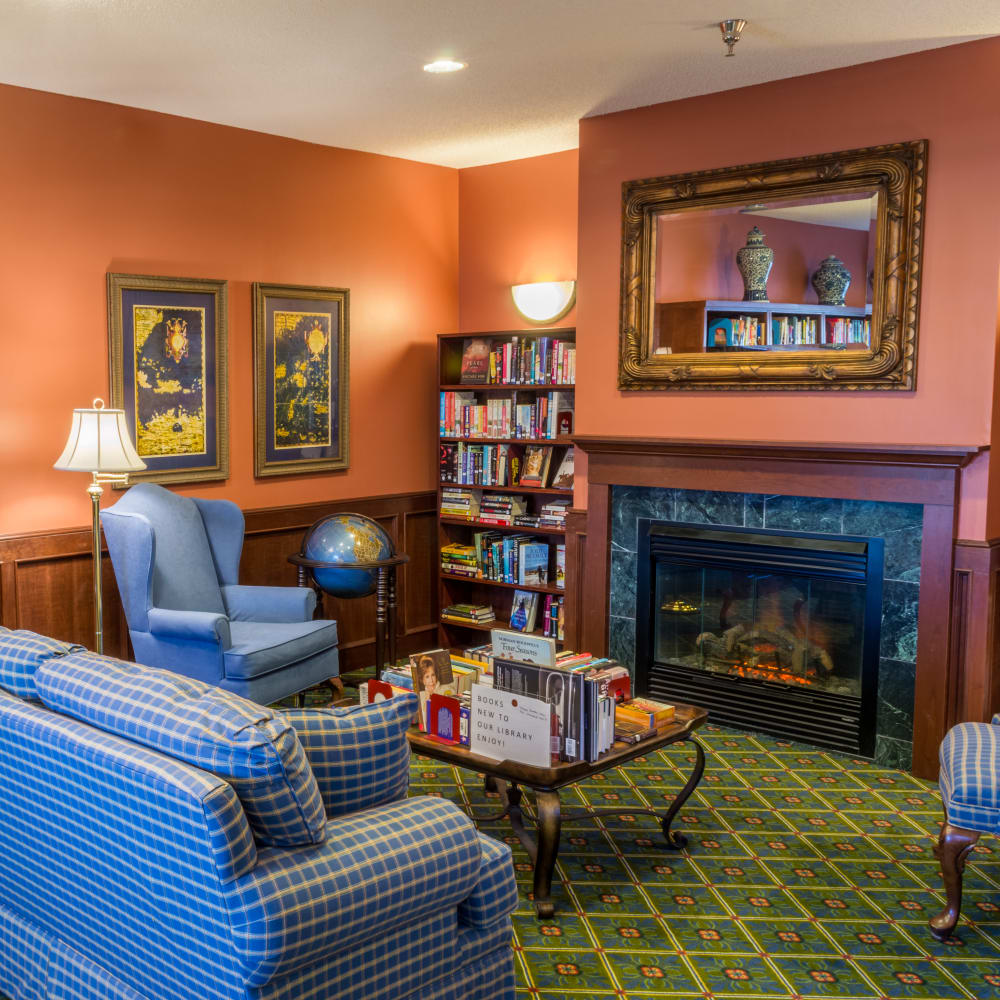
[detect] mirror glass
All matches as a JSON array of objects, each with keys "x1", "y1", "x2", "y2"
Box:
[{"x1": 652, "y1": 189, "x2": 880, "y2": 356}]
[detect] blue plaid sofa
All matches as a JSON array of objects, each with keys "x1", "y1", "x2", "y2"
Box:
[
  {"x1": 0, "y1": 629, "x2": 518, "y2": 1000},
  {"x1": 929, "y1": 713, "x2": 1000, "y2": 939}
]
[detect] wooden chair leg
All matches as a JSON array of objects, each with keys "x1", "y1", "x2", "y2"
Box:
[
  {"x1": 929, "y1": 822, "x2": 980, "y2": 940},
  {"x1": 327, "y1": 677, "x2": 345, "y2": 699}
]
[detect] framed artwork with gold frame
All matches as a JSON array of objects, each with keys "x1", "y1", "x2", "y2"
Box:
[
  {"x1": 252, "y1": 282, "x2": 350, "y2": 478},
  {"x1": 107, "y1": 272, "x2": 229, "y2": 485}
]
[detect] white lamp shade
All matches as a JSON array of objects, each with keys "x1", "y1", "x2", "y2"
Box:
[
  {"x1": 511, "y1": 281, "x2": 576, "y2": 324},
  {"x1": 54, "y1": 400, "x2": 146, "y2": 474}
]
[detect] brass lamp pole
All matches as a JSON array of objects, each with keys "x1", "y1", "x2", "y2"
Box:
[{"x1": 55, "y1": 399, "x2": 146, "y2": 654}]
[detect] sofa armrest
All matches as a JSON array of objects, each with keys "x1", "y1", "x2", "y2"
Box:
[
  {"x1": 225, "y1": 796, "x2": 482, "y2": 987},
  {"x1": 279, "y1": 694, "x2": 415, "y2": 818},
  {"x1": 147, "y1": 607, "x2": 231, "y2": 648},
  {"x1": 222, "y1": 585, "x2": 317, "y2": 623}
]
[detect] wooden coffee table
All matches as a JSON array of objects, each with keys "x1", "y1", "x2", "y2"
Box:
[{"x1": 408, "y1": 703, "x2": 708, "y2": 917}]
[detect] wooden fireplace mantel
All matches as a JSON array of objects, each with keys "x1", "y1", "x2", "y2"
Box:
[{"x1": 567, "y1": 436, "x2": 992, "y2": 779}]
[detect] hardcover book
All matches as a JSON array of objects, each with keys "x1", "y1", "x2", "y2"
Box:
[
  {"x1": 509, "y1": 590, "x2": 539, "y2": 632},
  {"x1": 460, "y1": 338, "x2": 491, "y2": 383},
  {"x1": 518, "y1": 542, "x2": 549, "y2": 586}
]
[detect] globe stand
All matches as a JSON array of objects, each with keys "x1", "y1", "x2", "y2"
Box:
[{"x1": 289, "y1": 552, "x2": 410, "y2": 678}]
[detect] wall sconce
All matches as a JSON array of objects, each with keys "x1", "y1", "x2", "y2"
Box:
[{"x1": 511, "y1": 281, "x2": 576, "y2": 324}]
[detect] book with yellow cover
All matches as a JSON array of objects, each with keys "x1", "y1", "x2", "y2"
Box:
[{"x1": 615, "y1": 697, "x2": 675, "y2": 728}]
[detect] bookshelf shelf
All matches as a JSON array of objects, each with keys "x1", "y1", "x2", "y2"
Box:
[
  {"x1": 437, "y1": 329, "x2": 575, "y2": 648},
  {"x1": 439, "y1": 616, "x2": 553, "y2": 640},
  {"x1": 439, "y1": 481, "x2": 571, "y2": 497},
  {"x1": 440, "y1": 436, "x2": 573, "y2": 446},
  {"x1": 439, "y1": 571, "x2": 565, "y2": 596},
  {"x1": 440, "y1": 383, "x2": 575, "y2": 392},
  {"x1": 440, "y1": 516, "x2": 566, "y2": 536}
]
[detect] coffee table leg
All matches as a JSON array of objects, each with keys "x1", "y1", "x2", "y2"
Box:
[
  {"x1": 533, "y1": 791, "x2": 561, "y2": 919},
  {"x1": 661, "y1": 737, "x2": 706, "y2": 850}
]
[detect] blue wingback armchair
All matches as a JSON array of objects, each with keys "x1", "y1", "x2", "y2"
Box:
[{"x1": 100, "y1": 483, "x2": 338, "y2": 704}]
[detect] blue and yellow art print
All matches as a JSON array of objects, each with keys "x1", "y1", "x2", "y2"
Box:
[
  {"x1": 254, "y1": 283, "x2": 350, "y2": 477},
  {"x1": 108, "y1": 274, "x2": 229, "y2": 485},
  {"x1": 273, "y1": 310, "x2": 333, "y2": 449}
]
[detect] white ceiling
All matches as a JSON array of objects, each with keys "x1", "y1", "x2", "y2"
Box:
[
  {"x1": 748, "y1": 196, "x2": 879, "y2": 232},
  {"x1": 1, "y1": 1, "x2": 996, "y2": 168}
]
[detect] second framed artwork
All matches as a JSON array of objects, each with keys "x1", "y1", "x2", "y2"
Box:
[{"x1": 252, "y1": 283, "x2": 350, "y2": 477}]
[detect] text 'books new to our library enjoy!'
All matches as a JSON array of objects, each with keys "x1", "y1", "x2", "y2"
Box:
[
  {"x1": 364, "y1": 630, "x2": 676, "y2": 767},
  {"x1": 438, "y1": 329, "x2": 575, "y2": 652}
]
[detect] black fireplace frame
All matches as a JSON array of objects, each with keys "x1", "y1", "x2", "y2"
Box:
[{"x1": 634, "y1": 519, "x2": 884, "y2": 756}]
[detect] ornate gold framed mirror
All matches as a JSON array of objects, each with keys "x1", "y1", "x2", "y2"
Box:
[{"x1": 617, "y1": 141, "x2": 926, "y2": 390}]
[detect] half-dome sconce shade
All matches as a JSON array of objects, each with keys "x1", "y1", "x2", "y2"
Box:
[{"x1": 511, "y1": 281, "x2": 576, "y2": 324}]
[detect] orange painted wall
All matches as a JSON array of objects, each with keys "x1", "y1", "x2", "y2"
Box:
[
  {"x1": 0, "y1": 83, "x2": 457, "y2": 536},
  {"x1": 577, "y1": 38, "x2": 1000, "y2": 539},
  {"x1": 458, "y1": 150, "x2": 578, "y2": 332}
]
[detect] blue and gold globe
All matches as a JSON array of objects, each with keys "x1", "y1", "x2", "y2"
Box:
[{"x1": 302, "y1": 513, "x2": 394, "y2": 598}]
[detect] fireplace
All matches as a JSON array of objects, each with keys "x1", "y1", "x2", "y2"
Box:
[{"x1": 636, "y1": 519, "x2": 884, "y2": 756}]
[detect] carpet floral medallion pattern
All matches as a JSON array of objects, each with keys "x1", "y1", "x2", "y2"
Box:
[{"x1": 410, "y1": 724, "x2": 1000, "y2": 1000}]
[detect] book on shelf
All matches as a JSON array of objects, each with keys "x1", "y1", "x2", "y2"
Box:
[
  {"x1": 772, "y1": 314, "x2": 819, "y2": 346},
  {"x1": 538, "y1": 497, "x2": 571, "y2": 528},
  {"x1": 519, "y1": 445, "x2": 552, "y2": 487},
  {"x1": 477, "y1": 493, "x2": 528, "y2": 526},
  {"x1": 518, "y1": 541, "x2": 549, "y2": 586},
  {"x1": 555, "y1": 544, "x2": 566, "y2": 589},
  {"x1": 541, "y1": 594, "x2": 564, "y2": 639},
  {"x1": 827, "y1": 316, "x2": 870, "y2": 344},
  {"x1": 551, "y1": 447, "x2": 574, "y2": 491},
  {"x1": 441, "y1": 541, "x2": 480, "y2": 577},
  {"x1": 509, "y1": 589, "x2": 539, "y2": 632},
  {"x1": 460, "y1": 338, "x2": 491, "y2": 383}
]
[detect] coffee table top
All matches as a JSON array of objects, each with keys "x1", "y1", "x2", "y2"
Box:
[{"x1": 408, "y1": 702, "x2": 707, "y2": 791}]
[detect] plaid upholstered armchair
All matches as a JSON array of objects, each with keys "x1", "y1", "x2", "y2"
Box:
[
  {"x1": 0, "y1": 630, "x2": 518, "y2": 1000},
  {"x1": 930, "y1": 714, "x2": 1000, "y2": 939}
]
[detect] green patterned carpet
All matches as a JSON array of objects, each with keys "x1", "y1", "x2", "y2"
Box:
[{"x1": 410, "y1": 724, "x2": 1000, "y2": 1000}]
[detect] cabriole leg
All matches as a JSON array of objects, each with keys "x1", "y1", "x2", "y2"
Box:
[{"x1": 929, "y1": 822, "x2": 980, "y2": 940}]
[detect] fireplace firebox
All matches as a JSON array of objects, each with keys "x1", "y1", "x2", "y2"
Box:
[{"x1": 636, "y1": 520, "x2": 883, "y2": 756}]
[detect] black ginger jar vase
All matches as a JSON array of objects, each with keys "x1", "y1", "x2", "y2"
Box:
[
  {"x1": 811, "y1": 255, "x2": 852, "y2": 306},
  {"x1": 735, "y1": 226, "x2": 773, "y2": 302}
]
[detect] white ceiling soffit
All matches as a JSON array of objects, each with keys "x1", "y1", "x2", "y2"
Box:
[
  {"x1": 747, "y1": 197, "x2": 878, "y2": 231},
  {"x1": 0, "y1": 1, "x2": 996, "y2": 168}
]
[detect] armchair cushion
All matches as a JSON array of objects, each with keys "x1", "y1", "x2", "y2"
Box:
[
  {"x1": 0, "y1": 628, "x2": 83, "y2": 699},
  {"x1": 35, "y1": 652, "x2": 327, "y2": 848},
  {"x1": 147, "y1": 607, "x2": 232, "y2": 647},
  {"x1": 939, "y1": 720, "x2": 1000, "y2": 833},
  {"x1": 225, "y1": 620, "x2": 339, "y2": 680},
  {"x1": 226, "y1": 796, "x2": 483, "y2": 987},
  {"x1": 222, "y1": 584, "x2": 316, "y2": 623},
  {"x1": 457, "y1": 834, "x2": 519, "y2": 928},
  {"x1": 280, "y1": 694, "x2": 416, "y2": 818}
]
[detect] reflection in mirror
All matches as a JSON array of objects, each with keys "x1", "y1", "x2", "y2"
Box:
[{"x1": 653, "y1": 189, "x2": 880, "y2": 355}]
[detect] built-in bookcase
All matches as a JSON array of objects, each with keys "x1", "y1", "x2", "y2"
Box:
[{"x1": 436, "y1": 330, "x2": 575, "y2": 648}]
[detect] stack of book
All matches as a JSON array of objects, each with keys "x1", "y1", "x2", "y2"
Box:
[
  {"x1": 440, "y1": 488, "x2": 480, "y2": 520},
  {"x1": 478, "y1": 494, "x2": 527, "y2": 526},
  {"x1": 441, "y1": 603, "x2": 495, "y2": 626},
  {"x1": 614, "y1": 697, "x2": 677, "y2": 743},
  {"x1": 440, "y1": 542, "x2": 480, "y2": 577},
  {"x1": 439, "y1": 391, "x2": 571, "y2": 440},
  {"x1": 538, "y1": 498, "x2": 571, "y2": 528}
]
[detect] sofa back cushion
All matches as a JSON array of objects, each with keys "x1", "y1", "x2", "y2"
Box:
[
  {"x1": 35, "y1": 651, "x2": 326, "y2": 847},
  {"x1": 0, "y1": 627, "x2": 84, "y2": 699}
]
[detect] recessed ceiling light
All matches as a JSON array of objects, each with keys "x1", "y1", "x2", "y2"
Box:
[{"x1": 423, "y1": 59, "x2": 466, "y2": 74}]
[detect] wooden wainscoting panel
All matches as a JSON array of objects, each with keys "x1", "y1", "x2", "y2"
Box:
[
  {"x1": 952, "y1": 538, "x2": 1000, "y2": 725},
  {"x1": 564, "y1": 508, "x2": 588, "y2": 653},
  {"x1": 0, "y1": 491, "x2": 438, "y2": 674}
]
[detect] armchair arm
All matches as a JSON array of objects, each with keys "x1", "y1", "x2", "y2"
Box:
[
  {"x1": 226, "y1": 796, "x2": 482, "y2": 987},
  {"x1": 147, "y1": 607, "x2": 231, "y2": 648},
  {"x1": 279, "y1": 694, "x2": 415, "y2": 818},
  {"x1": 221, "y1": 584, "x2": 316, "y2": 623},
  {"x1": 993, "y1": 713, "x2": 1000, "y2": 726}
]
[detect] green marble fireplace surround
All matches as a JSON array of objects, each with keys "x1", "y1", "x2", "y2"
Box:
[{"x1": 609, "y1": 486, "x2": 921, "y2": 770}]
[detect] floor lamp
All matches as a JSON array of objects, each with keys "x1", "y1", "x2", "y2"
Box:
[{"x1": 54, "y1": 398, "x2": 146, "y2": 654}]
